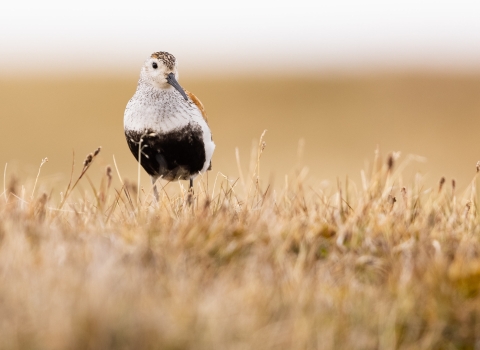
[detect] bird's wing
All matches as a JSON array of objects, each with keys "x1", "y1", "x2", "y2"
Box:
[
  {"x1": 185, "y1": 90, "x2": 208, "y2": 123},
  {"x1": 185, "y1": 90, "x2": 213, "y2": 171}
]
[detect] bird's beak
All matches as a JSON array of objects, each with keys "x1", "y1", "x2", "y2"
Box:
[{"x1": 166, "y1": 73, "x2": 188, "y2": 100}]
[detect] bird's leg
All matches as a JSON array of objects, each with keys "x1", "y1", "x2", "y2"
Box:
[
  {"x1": 187, "y1": 178, "x2": 194, "y2": 206},
  {"x1": 151, "y1": 176, "x2": 159, "y2": 202}
]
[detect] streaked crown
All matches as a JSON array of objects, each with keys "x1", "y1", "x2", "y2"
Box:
[{"x1": 151, "y1": 52, "x2": 176, "y2": 70}]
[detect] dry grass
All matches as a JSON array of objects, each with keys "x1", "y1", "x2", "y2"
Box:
[{"x1": 1, "y1": 139, "x2": 480, "y2": 350}]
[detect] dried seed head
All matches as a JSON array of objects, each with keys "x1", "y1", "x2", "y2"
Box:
[
  {"x1": 83, "y1": 153, "x2": 93, "y2": 167},
  {"x1": 38, "y1": 193, "x2": 48, "y2": 205},
  {"x1": 452, "y1": 179, "x2": 456, "y2": 192},
  {"x1": 439, "y1": 177, "x2": 445, "y2": 192},
  {"x1": 94, "y1": 147, "x2": 101, "y2": 156},
  {"x1": 261, "y1": 142, "x2": 266, "y2": 152},
  {"x1": 388, "y1": 195, "x2": 396, "y2": 205},
  {"x1": 8, "y1": 176, "x2": 18, "y2": 196},
  {"x1": 387, "y1": 154, "x2": 394, "y2": 171},
  {"x1": 106, "y1": 166, "x2": 112, "y2": 187}
]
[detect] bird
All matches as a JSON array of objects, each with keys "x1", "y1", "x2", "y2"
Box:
[{"x1": 124, "y1": 51, "x2": 215, "y2": 201}]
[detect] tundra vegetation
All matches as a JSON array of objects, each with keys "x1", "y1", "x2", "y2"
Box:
[{"x1": 1, "y1": 140, "x2": 480, "y2": 350}]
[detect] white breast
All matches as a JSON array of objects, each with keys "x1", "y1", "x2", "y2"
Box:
[{"x1": 124, "y1": 86, "x2": 215, "y2": 175}]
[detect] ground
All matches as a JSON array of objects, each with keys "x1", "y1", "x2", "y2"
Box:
[{"x1": 1, "y1": 145, "x2": 480, "y2": 349}]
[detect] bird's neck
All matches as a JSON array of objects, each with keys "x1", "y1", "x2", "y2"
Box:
[{"x1": 136, "y1": 77, "x2": 176, "y2": 96}]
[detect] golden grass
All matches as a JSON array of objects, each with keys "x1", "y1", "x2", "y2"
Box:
[{"x1": 1, "y1": 139, "x2": 480, "y2": 349}]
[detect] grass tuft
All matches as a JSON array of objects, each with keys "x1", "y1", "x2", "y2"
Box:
[{"x1": 1, "y1": 145, "x2": 480, "y2": 349}]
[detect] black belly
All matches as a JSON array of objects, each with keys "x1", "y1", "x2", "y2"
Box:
[{"x1": 125, "y1": 123, "x2": 206, "y2": 181}]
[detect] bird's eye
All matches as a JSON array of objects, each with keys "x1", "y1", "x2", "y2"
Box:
[{"x1": 152, "y1": 62, "x2": 158, "y2": 69}]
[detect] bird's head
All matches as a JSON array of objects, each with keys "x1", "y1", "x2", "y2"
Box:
[{"x1": 140, "y1": 51, "x2": 188, "y2": 100}]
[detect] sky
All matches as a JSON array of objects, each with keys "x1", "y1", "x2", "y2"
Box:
[{"x1": 1, "y1": 0, "x2": 480, "y2": 75}]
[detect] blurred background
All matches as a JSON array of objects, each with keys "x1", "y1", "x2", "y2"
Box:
[{"x1": 1, "y1": 0, "x2": 480, "y2": 194}]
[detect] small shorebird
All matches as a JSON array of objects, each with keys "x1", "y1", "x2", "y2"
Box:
[{"x1": 124, "y1": 51, "x2": 215, "y2": 200}]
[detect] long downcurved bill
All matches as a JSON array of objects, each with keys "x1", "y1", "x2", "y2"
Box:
[{"x1": 166, "y1": 73, "x2": 188, "y2": 100}]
